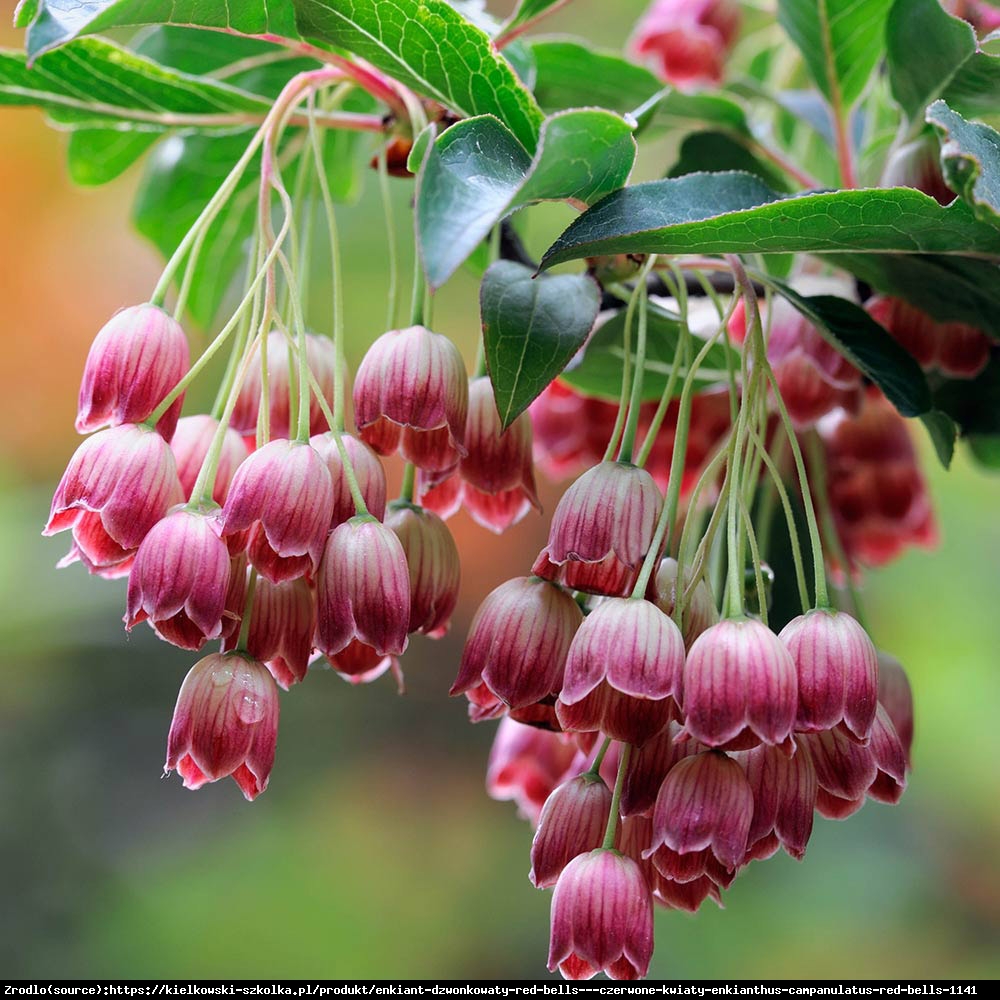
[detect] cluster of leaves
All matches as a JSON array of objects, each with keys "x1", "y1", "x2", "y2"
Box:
[{"x1": 5, "y1": 0, "x2": 1000, "y2": 465}]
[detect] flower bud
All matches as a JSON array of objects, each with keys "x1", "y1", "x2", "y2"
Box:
[
  {"x1": 45, "y1": 424, "x2": 184, "y2": 571},
  {"x1": 228, "y1": 576, "x2": 316, "y2": 690},
  {"x1": 452, "y1": 576, "x2": 583, "y2": 711},
  {"x1": 530, "y1": 774, "x2": 613, "y2": 888},
  {"x1": 310, "y1": 431, "x2": 387, "y2": 526},
  {"x1": 629, "y1": 0, "x2": 741, "y2": 88},
  {"x1": 220, "y1": 439, "x2": 334, "y2": 581},
  {"x1": 547, "y1": 849, "x2": 654, "y2": 981},
  {"x1": 126, "y1": 509, "x2": 230, "y2": 650},
  {"x1": 385, "y1": 503, "x2": 460, "y2": 637},
  {"x1": 679, "y1": 618, "x2": 798, "y2": 751},
  {"x1": 534, "y1": 461, "x2": 663, "y2": 597},
  {"x1": 645, "y1": 751, "x2": 753, "y2": 885},
  {"x1": 352, "y1": 325, "x2": 468, "y2": 472},
  {"x1": 170, "y1": 415, "x2": 249, "y2": 506},
  {"x1": 486, "y1": 718, "x2": 580, "y2": 824},
  {"x1": 779, "y1": 609, "x2": 879, "y2": 741},
  {"x1": 315, "y1": 516, "x2": 410, "y2": 657},
  {"x1": 77, "y1": 304, "x2": 189, "y2": 440},
  {"x1": 230, "y1": 330, "x2": 337, "y2": 439},
  {"x1": 556, "y1": 598, "x2": 684, "y2": 747},
  {"x1": 165, "y1": 651, "x2": 279, "y2": 801},
  {"x1": 652, "y1": 557, "x2": 719, "y2": 649}
]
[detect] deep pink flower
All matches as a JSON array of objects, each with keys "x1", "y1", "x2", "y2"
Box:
[
  {"x1": 170, "y1": 415, "x2": 249, "y2": 506},
  {"x1": 45, "y1": 423, "x2": 184, "y2": 572},
  {"x1": 877, "y1": 652, "x2": 914, "y2": 767},
  {"x1": 126, "y1": 508, "x2": 230, "y2": 650},
  {"x1": 866, "y1": 705, "x2": 908, "y2": 805},
  {"x1": 620, "y1": 721, "x2": 700, "y2": 818},
  {"x1": 326, "y1": 638, "x2": 401, "y2": 688},
  {"x1": 230, "y1": 330, "x2": 336, "y2": 439},
  {"x1": 227, "y1": 576, "x2": 316, "y2": 690},
  {"x1": 801, "y1": 724, "x2": 878, "y2": 806},
  {"x1": 556, "y1": 598, "x2": 685, "y2": 746},
  {"x1": 646, "y1": 751, "x2": 753, "y2": 886},
  {"x1": 315, "y1": 516, "x2": 410, "y2": 658},
  {"x1": 310, "y1": 431, "x2": 387, "y2": 526},
  {"x1": 737, "y1": 739, "x2": 817, "y2": 863},
  {"x1": 534, "y1": 461, "x2": 663, "y2": 597},
  {"x1": 821, "y1": 388, "x2": 937, "y2": 572},
  {"x1": 219, "y1": 439, "x2": 334, "y2": 582},
  {"x1": 352, "y1": 325, "x2": 468, "y2": 473},
  {"x1": 165, "y1": 651, "x2": 279, "y2": 801},
  {"x1": 679, "y1": 618, "x2": 798, "y2": 752},
  {"x1": 452, "y1": 576, "x2": 583, "y2": 711},
  {"x1": 486, "y1": 718, "x2": 580, "y2": 824},
  {"x1": 547, "y1": 849, "x2": 654, "y2": 981},
  {"x1": 531, "y1": 774, "x2": 613, "y2": 888},
  {"x1": 630, "y1": 0, "x2": 741, "y2": 88},
  {"x1": 385, "y1": 503, "x2": 460, "y2": 637},
  {"x1": 779, "y1": 609, "x2": 879, "y2": 741},
  {"x1": 76, "y1": 304, "x2": 189, "y2": 440},
  {"x1": 867, "y1": 296, "x2": 990, "y2": 379}
]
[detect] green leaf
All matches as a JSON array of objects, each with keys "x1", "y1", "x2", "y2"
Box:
[
  {"x1": 66, "y1": 129, "x2": 158, "y2": 185},
  {"x1": 886, "y1": 0, "x2": 975, "y2": 120},
  {"x1": 927, "y1": 100, "x2": 1000, "y2": 227},
  {"x1": 826, "y1": 251, "x2": 1000, "y2": 338},
  {"x1": 417, "y1": 109, "x2": 635, "y2": 288},
  {"x1": 501, "y1": 0, "x2": 568, "y2": 37},
  {"x1": 0, "y1": 37, "x2": 271, "y2": 128},
  {"x1": 560, "y1": 302, "x2": 738, "y2": 402},
  {"x1": 967, "y1": 434, "x2": 1000, "y2": 469},
  {"x1": 294, "y1": 0, "x2": 543, "y2": 151},
  {"x1": 480, "y1": 260, "x2": 600, "y2": 427},
  {"x1": 777, "y1": 0, "x2": 891, "y2": 109},
  {"x1": 943, "y1": 49, "x2": 1000, "y2": 121},
  {"x1": 528, "y1": 39, "x2": 749, "y2": 134},
  {"x1": 667, "y1": 131, "x2": 792, "y2": 191},
  {"x1": 24, "y1": 0, "x2": 298, "y2": 61},
  {"x1": 932, "y1": 356, "x2": 1000, "y2": 436},
  {"x1": 539, "y1": 172, "x2": 1000, "y2": 269},
  {"x1": 766, "y1": 284, "x2": 933, "y2": 418},
  {"x1": 920, "y1": 410, "x2": 957, "y2": 469}
]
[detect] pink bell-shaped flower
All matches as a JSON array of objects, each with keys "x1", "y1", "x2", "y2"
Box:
[
  {"x1": 170, "y1": 415, "x2": 249, "y2": 506},
  {"x1": 76, "y1": 304, "x2": 189, "y2": 440},
  {"x1": 219, "y1": 439, "x2": 334, "y2": 582},
  {"x1": 309, "y1": 431, "x2": 387, "y2": 526},
  {"x1": 779, "y1": 608, "x2": 879, "y2": 741},
  {"x1": 556, "y1": 598, "x2": 685, "y2": 747},
  {"x1": 315, "y1": 516, "x2": 411, "y2": 658},
  {"x1": 877, "y1": 651, "x2": 914, "y2": 768},
  {"x1": 534, "y1": 461, "x2": 663, "y2": 597},
  {"x1": 126, "y1": 508, "x2": 231, "y2": 650},
  {"x1": 45, "y1": 423, "x2": 184, "y2": 574},
  {"x1": 547, "y1": 849, "x2": 655, "y2": 981},
  {"x1": 165, "y1": 651, "x2": 279, "y2": 801},
  {"x1": 452, "y1": 576, "x2": 583, "y2": 712},
  {"x1": 385, "y1": 503, "x2": 460, "y2": 637},
  {"x1": 352, "y1": 325, "x2": 469, "y2": 473}
]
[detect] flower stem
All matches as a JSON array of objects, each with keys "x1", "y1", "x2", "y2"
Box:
[
  {"x1": 399, "y1": 462, "x2": 417, "y2": 504},
  {"x1": 235, "y1": 567, "x2": 259, "y2": 652},
  {"x1": 587, "y1": 737, "x2": 612, "y2": 778},
  {"x1": 617, "y1": 258, "x2": 657, "y2": 463},
  {"x1": 602, "y1": 743, "x2": 632, "y2": 851},
  {"x1": 377, "y1": 143, "x2": 400, "y2": 331}
]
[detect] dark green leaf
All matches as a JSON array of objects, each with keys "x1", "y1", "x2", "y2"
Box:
[
  {"x1": 24, "y1": 0, "x2": 298, "y2": 61},
  {"x1": 480, "y1": 260, "x2": 600, "y2": 427},
  {"x1": 294, "y1": 0, "x2": 543, "y2": 151},
  {"x1": 943, "y1": 50, "x2": 1000, "y2": 120},
  {"x1": 827, "y1": 252, "x2": 1000, "y2": 338},
  {"x1": 0, "y1": 37, "x2": 271, "y2": 128},
  {"x1": 766, "y1": 285, "x2": 933, "y2": 417},
  {"x1": 932, "y1": 356, "x2": 1000, "y2": 435},
  {"x1": 967, "y1": 434, "x2": 1000, "y2": 468},
  {"x1": 540, "y1": 172, "x2": 1000, "y2": 269},
  {"x1": 777, "y1": 0, "x2": 891, "y2": 108},
  {"x1": 886, "y1": 0, "x2": 975, "y2": 120},
  {"x1": 927, "y1": 100, "x2": 1000, "y2": 227},
  {"x1": 560, "y1": 302, "x2": 738, "y2": 402},
  {"x1": 920, "y1": 410, "x2": 957, "y2": 469},
  {"x1": 417, "y1": 109, "x2": 635, "y2": 288},
  {"x1": 667, "y1": 131, "x2": 792, "y2": 191}
]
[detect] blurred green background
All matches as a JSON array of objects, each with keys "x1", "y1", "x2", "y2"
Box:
[{"x1": 2, "y1": 0, "x2": 999, "y2": 980}]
